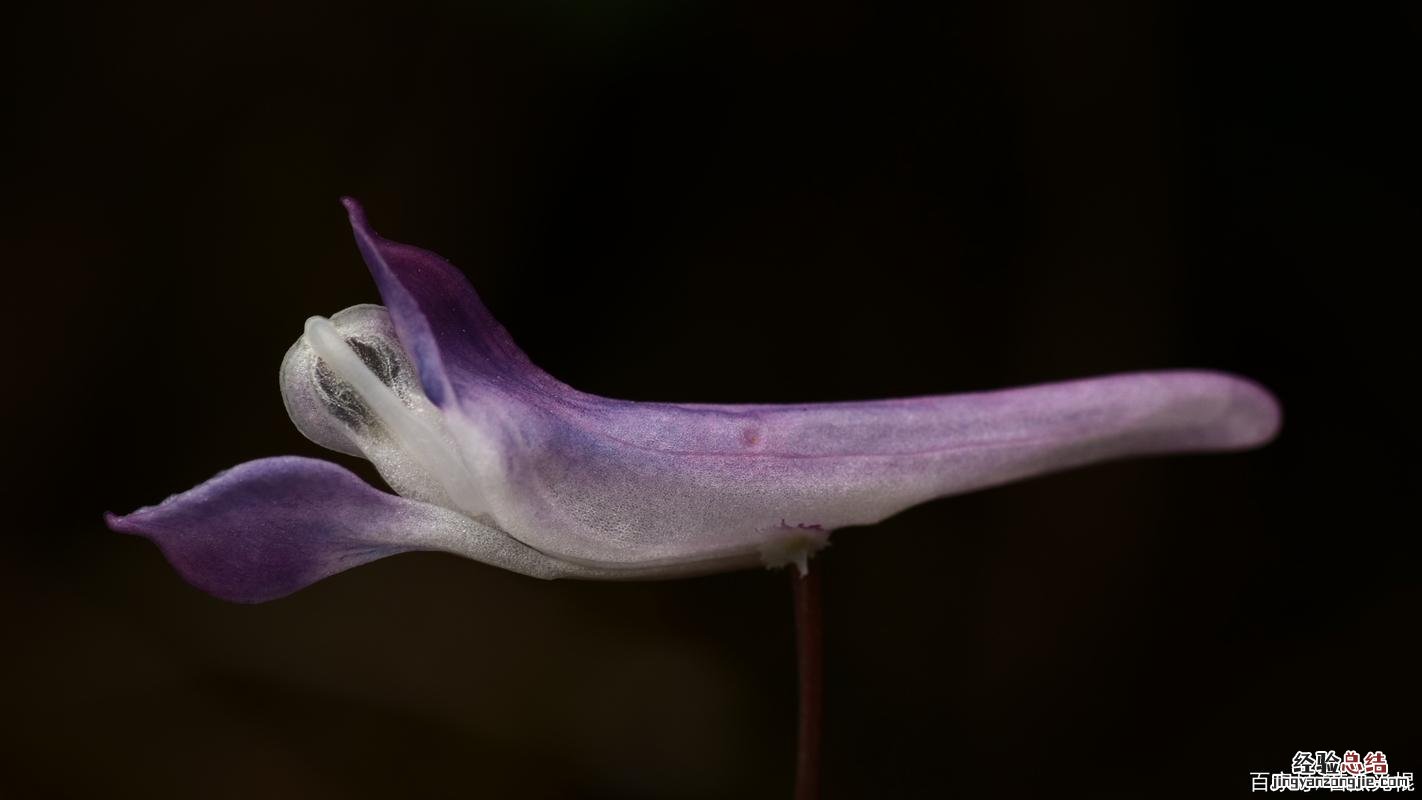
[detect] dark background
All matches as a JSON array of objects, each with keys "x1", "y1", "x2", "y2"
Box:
[{"x1": 6, "y1": 1, "x2": 1418, "y2": 797}]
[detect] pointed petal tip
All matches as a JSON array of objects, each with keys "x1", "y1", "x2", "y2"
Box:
[
  {"x1": 341, "y1": 196, "x2": 382, "y2": 246},
  {"x1": 339, "y1": 195, "x2": 366, "y2": 223},
  {"x1": 103, "y1": 506, "x2": 286, "y2": 604},
  {"x1": 105, "y1": 508, "x2": 147, "y2": 533}
]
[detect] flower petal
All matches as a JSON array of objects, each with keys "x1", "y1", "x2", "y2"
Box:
[
  {"x1": 341, "y1": 198, "x2": 566, "y2": 409},
  {"x1": 105, "y1": 457, "x2": 623, "y2": 602}
]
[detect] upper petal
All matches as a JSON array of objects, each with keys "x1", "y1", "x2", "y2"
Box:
[{"x1": 341, "y1": 198, "x2": 568, "y2": 409}]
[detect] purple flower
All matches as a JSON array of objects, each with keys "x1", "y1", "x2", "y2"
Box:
[{"x1": 106, "y1": 199, "x2": 1281, "y2": 603}]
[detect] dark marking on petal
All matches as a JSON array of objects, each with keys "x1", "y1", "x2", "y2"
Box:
[
  {"x1": 314, "y1": 359, "x2": 375, "y2": 429},
  {"x1": 312, "y1": 336, "x2": 406, "y2": 432},
  {"x1": 347, "y1": 337, "x2": 402, "y2": 387}
]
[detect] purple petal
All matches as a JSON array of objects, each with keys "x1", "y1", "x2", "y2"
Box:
[
  {"x1": 106, "y1": 457, "x2": 582, "y2": 602},
  {"x1": 341, "y1": 198, "x2": 566, "y2": 409}
]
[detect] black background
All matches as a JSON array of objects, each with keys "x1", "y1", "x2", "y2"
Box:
[{"x1": 6, "y1": 1, "x2": 1418, "y2": 797}]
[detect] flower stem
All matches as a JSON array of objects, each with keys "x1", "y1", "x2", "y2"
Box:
[{"x1": 792, "y1": 562, "x2": 823, "y2": 800}]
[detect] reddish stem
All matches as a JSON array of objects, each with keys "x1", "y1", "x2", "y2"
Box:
[{"x1": 792, "y1": 563, "x2": 823, "y2": 800}]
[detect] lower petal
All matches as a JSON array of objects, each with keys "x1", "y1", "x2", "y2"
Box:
[{"x1": 106, "y1": 457, "x2": 567, "y2": 602}]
